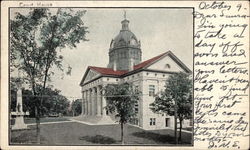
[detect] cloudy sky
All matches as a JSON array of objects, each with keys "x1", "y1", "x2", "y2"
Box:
[{"x1": 11, "y1": 8, "x2": 193, "y2": 100}]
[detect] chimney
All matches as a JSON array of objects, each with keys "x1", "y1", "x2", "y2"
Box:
[
  {"x1": 129, "y1": 58, "x2": 134, "y2": 71},
  {"x1": 113, "y1": 60, "x2": 117, "y2": 71}
]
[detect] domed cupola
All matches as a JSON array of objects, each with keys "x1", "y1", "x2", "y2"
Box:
[
  {"x1": 108, "y1": 11, "x2": 142, "y2": 71},
  {"x1": 110, "y1": 20, "x2": 141, "y2": 50}
]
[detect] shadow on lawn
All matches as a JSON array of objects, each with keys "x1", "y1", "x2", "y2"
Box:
[
  {"x1": 11, "y1": 127, "x2": 46, "y2": 144},
  {"x1": 79, "y1": 135, "x2": 117, "y2": 144},
  {"x1": 132, "y1": 131, "x2": 176, "y2": 144}
]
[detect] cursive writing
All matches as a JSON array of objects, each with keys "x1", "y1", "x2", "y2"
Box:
[{"x1": 194, "y1": 1, "x2": 249, "y2": 149}]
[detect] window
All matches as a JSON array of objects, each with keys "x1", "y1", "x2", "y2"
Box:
[
  {"x1": 129, "y1": 118, "x2": 139, "y2": 125},
  {"x1": 134, "y1": 85, "x2": 139, "y2": 113},
  {"x1": 165, "y1": 118, "x2": 170, "y2": 127},
  {"x1": 135, "y1": 85, "x2": 139, "y2": 92},
  {"x1": 150, "y1": 118, "x2": 156, "y2": 126},
  {"x1": 135, "y1": 118, "x2": 139, "y2": 125},
  {"x1": 165, "y1": 64, "x2": 171, "y2": 68},
  {"x1": 119, "y1": 39, "x2": 126, "y2": 46},
  {"x1": 134, "y1": 100, "x2": 139, "y2": 113},
  {"x1": 189, "y1": 119, "x2": 193, "y2": 126},
  {"x1": 130, "y1": 38, "x2": 137, "y2": 46},
  {"x1": 149, "y1": 85, "x2": 155, "y2": 96}
]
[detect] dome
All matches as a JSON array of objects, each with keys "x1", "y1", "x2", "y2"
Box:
[
  {"x1": 107, "y1": 14, "x2": 142, "y2": 71},
  {"x1": 110, "y1": 19, "x2": 140, "y2": 50}
]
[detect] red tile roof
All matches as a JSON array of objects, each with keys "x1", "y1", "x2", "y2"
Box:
[
  {"x1": 89, "y1": 66, "x2": 128, "y2": 76},
  {"x1": 80, "y1": 51, "x2": 191, "y2": 85},
  {"x1": 89, "y1": 51, "x2": 169, "y2": 76},
  {"x1": 133, "y1": 52, "x2": 168, "y2": 70}
]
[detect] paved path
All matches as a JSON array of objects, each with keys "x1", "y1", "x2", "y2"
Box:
[{"x1": 27, "y1": 120, "x2": 74, "y2": 125}]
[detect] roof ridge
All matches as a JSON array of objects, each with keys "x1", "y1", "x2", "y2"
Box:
[
  {"x1": 89, "y1": 66, "x2": 108, "y2": 69},
  {"x1": 89, "y1": 66, "x2": 128, "y2": 72},
  {"x1": 133, "y1": 51, "x2": 169, "y2": 70},
  {"x1": 89, "y1": 51, "x2": 170, "y2": 72}
]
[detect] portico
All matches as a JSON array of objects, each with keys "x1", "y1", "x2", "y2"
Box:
[{"x1": 81, "y1": 84, "x2": 108, "y2": 117}]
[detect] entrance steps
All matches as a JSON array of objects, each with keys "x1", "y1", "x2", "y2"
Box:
[{"x1": 72, "y1": 115, "x2": 117, "y2": 125}]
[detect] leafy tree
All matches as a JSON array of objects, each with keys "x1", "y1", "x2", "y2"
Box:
[
  {"x1": 10, "y1": 83, "x2": 70, "y2": 118},
  {"x1": 104, "y1": 82, "x2": 139, "y2": 145},
  {"x1": 35, "y1": 86, "x2": 70, "y2": 116},
  {"x1": 10, "y1": 8, "x2": 88, "y2": 143},
  {"x1": 150, "y1": 72, "x2": 192, "y2": 144},
  {"x1": 71, "y1": 99, "x2": 82, "y2": 116}
]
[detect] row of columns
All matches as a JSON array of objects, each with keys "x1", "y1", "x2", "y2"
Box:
[{"x1": 81, "y1": 85, "x2": 107, "y2": 116}]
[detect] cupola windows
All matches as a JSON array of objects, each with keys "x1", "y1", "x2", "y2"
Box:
[{"x1": 130, "y1": 37, "x2": 137, "y2": 46}]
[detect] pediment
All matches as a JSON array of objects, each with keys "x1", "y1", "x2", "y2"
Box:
[
  {"x1": 146, "y1": 52, "x2": 191, "y2": 73},
  {"x1": 81, "y1": 69, "x2": 101, "y2": 85}
]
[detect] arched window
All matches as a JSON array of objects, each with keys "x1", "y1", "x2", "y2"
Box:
[
  {"x1": 130, "y1": 37, "x2": 137, "y2": 46},
  {"x1": 119, "y1": 39, "x2": 126, "y2": 46},
  {"x1": 165, "y1": 64, "x2": 171, "y2": 69}
]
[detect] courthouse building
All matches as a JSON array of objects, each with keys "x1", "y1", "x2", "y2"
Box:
[{"x1": 79, "y1": 15, "x2": 192, "y2": 130}]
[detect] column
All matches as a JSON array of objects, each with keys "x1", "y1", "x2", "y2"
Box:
[
  {"x1": 101, "y1": 86, "x2": 107, "y2": 116},
  {"x1": 84, "y1": 91, "x2": 87, "y2": 115},
  {"x1": 85, "y1": 90, "x2": 87, "y2": 115},
  {"x1": 91, "y1": 88, "x2": 95, "y2": 115},
  {"x1": 89, "y1": 89, "x2": 92, "y2": 115},
  {"x1": 96, "y1": 86, "x2": 101, "y2": 116},
  {"x1": 85, "y1": 90, "x2": 88, "y2": 115},
  {"x1": 81, "y1": 91, "x2": 84, "y2": 115}
]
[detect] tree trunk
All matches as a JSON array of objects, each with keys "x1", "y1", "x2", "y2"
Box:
[
  {"x1": 174, "y1": 115, "x2": 178, "y2": 144},
  {"x1": 35, "y1": 106, "x2": 41, "y2": 144},
  {"x1": 121, "y1": 123, "x2": 124, "y2": 145},
  {"x1": 174, "y1": 98, "x2": 178, "y2": 144},
  {"x1": 178, "y1": 118, "x2": 182, "y2": 144},
  {"x1": 31, "y1": 79, "x2": 41, "y2": 144},
  {"x1": 35, "y1": 61, "x2": 50, "y2": 144}
]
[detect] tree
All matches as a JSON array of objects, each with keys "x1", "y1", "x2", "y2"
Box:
[
  {"x1": 34, "y1": 86, "x2": 70, "y2": 116},
  {"x1": 71, "y1": 99, "x2": 82, "y2": 116},
  {"x1": 103, "y1": 82, "x2": 139, "y2": 144},
  {"x1": 150, "y1": 72, "x2": 192, "y2": 144},
  {"x1": 10, "y1": 81, "x2": 70, "y2": 118},
  {"x1": 10, "y1": 8, "x2": 88, "y2": 143}
]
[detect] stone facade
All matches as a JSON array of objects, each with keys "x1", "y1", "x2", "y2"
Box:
[
  {"x1": 80, "y1": 68, "x2": 192, "y2": 130},
  {"x1": 80, "y1": 15, "x2": 192, "y2": 130}
]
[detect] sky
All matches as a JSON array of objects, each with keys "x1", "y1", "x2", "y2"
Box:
[{"x1": 11, "y1": 8, "x2": 193, "y2": 100}]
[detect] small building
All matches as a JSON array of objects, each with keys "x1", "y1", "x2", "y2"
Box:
[{"x1": 79, "y1": 15, "x2": 192, "y2": 130}]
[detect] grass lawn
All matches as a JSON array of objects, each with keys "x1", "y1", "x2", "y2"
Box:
[{"x1": 10, "y1": 121, "x2": 192, "y2": 145}]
